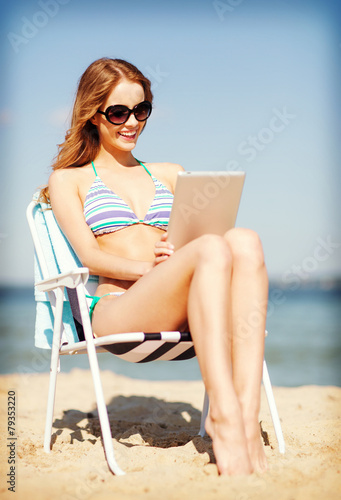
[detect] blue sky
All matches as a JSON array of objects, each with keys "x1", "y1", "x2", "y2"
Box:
[{"x1": 0, "y1": 0, "x2": 340, "y2": 285}]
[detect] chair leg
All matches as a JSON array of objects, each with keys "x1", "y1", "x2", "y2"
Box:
[
  {"x1": 44, "y1": 289, "x2": 64, "y2": 453},
  {"x1": 87, "y1": 349, "x2": 125, "y2": 475},
  {"x1": 77, "y1": 287, "x2": 125, "y2": 476},
  {"x1": 262, "y1": 360, "x2": 285, "y2": 454},
  {"x1": 199, "y1": 389, "x2": 209, "y2": 437}
]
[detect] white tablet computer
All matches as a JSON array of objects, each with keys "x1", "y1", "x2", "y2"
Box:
[{"x1": 167, "y1": 171, "x2": 246, "y2": 250}]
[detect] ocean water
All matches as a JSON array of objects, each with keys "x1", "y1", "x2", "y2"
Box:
[{"x1": 0, "y1": 286, "x2": 340, "y2": 387}]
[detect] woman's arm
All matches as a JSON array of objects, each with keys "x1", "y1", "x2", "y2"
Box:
[{"x1": 48, "y1": 169, "x2": 152, "y2": 280}]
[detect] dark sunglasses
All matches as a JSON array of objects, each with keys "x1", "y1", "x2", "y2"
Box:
[{"x1": 97, "y1": 100, "x2": 152, "y2": 125}]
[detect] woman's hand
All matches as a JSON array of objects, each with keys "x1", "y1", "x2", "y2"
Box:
[{"x1": 153, "y1": 232, "x2": 174, "y2": 266}]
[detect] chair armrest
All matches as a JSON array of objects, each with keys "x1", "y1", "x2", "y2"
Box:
[{"x1": 36, "y1": 267, "x2": 89, "y2": 292}]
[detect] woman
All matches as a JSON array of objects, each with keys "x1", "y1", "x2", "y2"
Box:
[{"x1": 42, "y1": 57, "x2": 268, "y2": 476}]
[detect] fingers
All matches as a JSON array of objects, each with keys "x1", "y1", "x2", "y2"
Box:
[
  {"x1": 154, "y1": 254, "x2": 171, "y2": 265},
  {"x1": 153, "y1": 234, "x2": 174, "y2": 266},
  {"x1": 154, "y1": 241, "x2": 174, "y2": 257}
]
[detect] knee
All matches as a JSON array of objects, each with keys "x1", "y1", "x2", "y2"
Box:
[
  {"x1": 225, "y1": 228, "x2": 265, "y2": 269},
  {"x1": 194, "y1": 234, "x2": 232, "y2": 270}
]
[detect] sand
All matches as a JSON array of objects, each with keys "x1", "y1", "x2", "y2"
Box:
[{"x1": 0, "y1": 369, "x2": 340, "y2": 500}]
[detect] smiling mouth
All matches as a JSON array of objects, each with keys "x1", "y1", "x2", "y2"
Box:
[{"x1": 119, "y1": 131, "x2": 137, "y2": 140}]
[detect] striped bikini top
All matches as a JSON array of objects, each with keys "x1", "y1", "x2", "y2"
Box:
[{"x1": 83, "y1": 160, "x2": 174, "y2": 236}]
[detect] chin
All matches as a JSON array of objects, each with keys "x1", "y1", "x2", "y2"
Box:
[{"x1": 113, "y1": 142, "x2": 137, "y2": 153}]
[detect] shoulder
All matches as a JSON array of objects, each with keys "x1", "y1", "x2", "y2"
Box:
[
  {"x1": 145, "y1": 162, "x2": 184, "y2": 192},
  {"x1": 48, "y1": 165, "x2": 95, "y2": 210},
  {"x1": 49, "y1": 166, "x2": 77, "y2": 186},
  {"x1": 48, "y1": 164, "x2": 93, "y2": 191}
]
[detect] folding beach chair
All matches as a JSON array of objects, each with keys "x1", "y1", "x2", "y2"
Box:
[{"x1": 26, "y1": 194, "x2": 285, "y2": 476}]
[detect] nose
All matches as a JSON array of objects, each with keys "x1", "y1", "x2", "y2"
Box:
[{"x1": 124, "y1": 112, "x2": 139, "y2": 127}]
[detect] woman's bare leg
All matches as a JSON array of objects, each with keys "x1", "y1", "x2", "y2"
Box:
[
  {"x1": 224, "y1": 228, "x2": 268, "y2": 472},
  {"x1": 92, "y1": 234, "x2": 253, "y2": 475},
  {"x1": 186, "y1": 236, "x2": 253, "y2": 475}
]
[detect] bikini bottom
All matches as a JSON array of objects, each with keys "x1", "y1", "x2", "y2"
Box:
[{"x1": 86, "y1": 292, "x2": 124, "y2": 323}]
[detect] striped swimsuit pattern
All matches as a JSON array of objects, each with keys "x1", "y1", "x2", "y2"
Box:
[{"x1": 84, "y1": 161, "x2": 174, "y2": 236}]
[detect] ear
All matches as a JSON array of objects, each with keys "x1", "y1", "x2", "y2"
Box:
[{"x1": 90, "y1": 114, "x2": 99, "y2": 126}]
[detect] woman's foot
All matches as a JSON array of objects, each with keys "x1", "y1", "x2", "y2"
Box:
[
  {"x1": 243, "y1": 418, "x2": 268, "y2": 473},
  {"x1": 205, "y1": 412, "x2": 254, "y2": 476}
]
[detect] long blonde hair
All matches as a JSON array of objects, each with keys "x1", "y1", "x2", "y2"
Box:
[{"x1": 40, "y1": 58, "x2": 153, "y2": 203}]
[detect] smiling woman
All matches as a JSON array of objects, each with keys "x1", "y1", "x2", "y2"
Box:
[
  {"x1": 90, "y1": 80, "x2": 149, "y2": 159},
  {"x1": 40, "y1": 57, "x2": 270, "y2": 476},
  {"x1": 40, "y1": 58, "x2": 154, "y2": 195}
]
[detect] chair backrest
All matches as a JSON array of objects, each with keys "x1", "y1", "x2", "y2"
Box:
[
  {"x1": 26, "y1": 195, "x2": 98, "y2": 348},
  {"x1": 27, "y1": 195, "x2": 196, "y2": 363}
]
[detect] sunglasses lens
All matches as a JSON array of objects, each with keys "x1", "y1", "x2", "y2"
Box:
[
  {"x1": 107, "y1": 106, "x2": 130, "y2": 124},
  {"x1": 134, "y1": 102, "x2": 152, "y2": 121},
  {"x1": 103, "y1": 102, "x2": 152, "y2": 125}
]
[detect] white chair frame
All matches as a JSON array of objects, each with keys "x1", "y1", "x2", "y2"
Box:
[{"x1": 26, "y1": 198, "x2": 285, "y2": 476}]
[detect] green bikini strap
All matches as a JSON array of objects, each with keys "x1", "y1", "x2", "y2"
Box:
[
  {"x1": 91, "y1": 161, "x2": 98, "y2": 176},
  {"x1": 135, "y1": 158, "x2": 152, "y2": 177}
]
